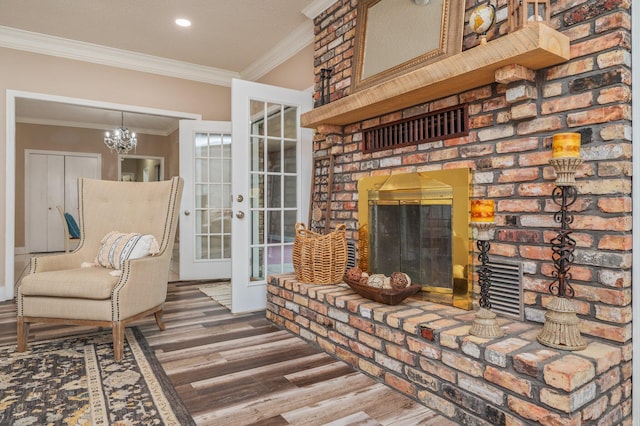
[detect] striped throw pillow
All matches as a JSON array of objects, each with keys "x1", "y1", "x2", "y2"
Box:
[{"x1": 95, "y1": 231, "x2": 160, "y2": 270}]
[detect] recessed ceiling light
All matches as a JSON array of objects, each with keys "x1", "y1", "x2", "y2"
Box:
[{"x1": 175, "y1": 18, "x2": 192, "y2": 27}]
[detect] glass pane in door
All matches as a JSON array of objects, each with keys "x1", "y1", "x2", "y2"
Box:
[
  {"x1": 249, "y1": 102, "x2": 298, "y2": 281},
  {"x1": 194, "y1": 131, "x2": 232, "y2": 260}
]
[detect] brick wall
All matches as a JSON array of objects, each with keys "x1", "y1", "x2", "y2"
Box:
[{"x1": 309, "y1": 0, "x2": 632, "y2": 348}]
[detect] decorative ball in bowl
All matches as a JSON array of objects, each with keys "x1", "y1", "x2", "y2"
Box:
[{"x1": 343, "y1": 268, "x2": 421, "y2": 305}]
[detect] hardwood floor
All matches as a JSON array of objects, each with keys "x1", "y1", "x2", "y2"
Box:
[{"x1": 1, "y1": 281, "x2": 453, "y2": 425}]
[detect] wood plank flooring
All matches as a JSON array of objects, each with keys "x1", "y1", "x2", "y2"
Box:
[{"x1": 0, "y1": 281, "x2": 454, "y2": 425}]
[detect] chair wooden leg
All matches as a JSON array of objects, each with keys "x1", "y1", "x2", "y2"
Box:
[
  {"x1": 154, "y1": 309, "x2": 166, "y2": 331},
  {"x1": 112, "y1": 322, "x2": 124, "y2": 362},
  {"x1": 17, "y1": 317, "x2": 29, "y2": 352}
]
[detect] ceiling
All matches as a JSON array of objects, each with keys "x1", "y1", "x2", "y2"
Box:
[{"x1": 1, "y1": 0, "x2": 328, "y2": 134}]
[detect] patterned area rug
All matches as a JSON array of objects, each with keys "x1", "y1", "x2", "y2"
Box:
[
  {"x1": 199, "y1": 281, "x2": 232, "y2": 310},
  {"x1": 0, "y1": 327, "x2": 195, "y2": 426}
]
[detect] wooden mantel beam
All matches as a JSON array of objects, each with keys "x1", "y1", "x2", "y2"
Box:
[{"x1": 301, "y1": 23, "x2": 570, "y2": 129}]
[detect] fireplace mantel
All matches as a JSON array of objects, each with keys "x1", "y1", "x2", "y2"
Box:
[{"x1": 301, "y1": 23, "x2": 570, "y2": 129}]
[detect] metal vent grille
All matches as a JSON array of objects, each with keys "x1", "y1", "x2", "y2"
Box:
[
  {"x1": 484, "y1": 260, "x2": 523, "y2": 320},
  {"x1": 363, "y1": 104, "x2": 469, "y2": 153},
  {"x1": 347, "y1": 241, "x2": 357, "y2": 268}
]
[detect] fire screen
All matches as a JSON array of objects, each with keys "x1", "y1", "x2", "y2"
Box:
[{"x1": 370, "y1": 203, "x2": 452, "y2": 290}]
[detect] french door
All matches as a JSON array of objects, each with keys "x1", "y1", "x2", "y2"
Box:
[
  {"x1": 230, "y1": 79, "x2": 312, "y2": 313},
  {"x1": 179, "y1": 120, "x2": 232, "y2": 280}
]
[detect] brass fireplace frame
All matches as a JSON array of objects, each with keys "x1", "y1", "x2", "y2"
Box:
[{"x1": 357, "y1": 168, "x2": 472, "y2": 310}]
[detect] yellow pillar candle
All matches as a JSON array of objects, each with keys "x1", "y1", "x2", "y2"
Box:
[
  {"x1": 552, "y1": 133, "x2": 581, "y2": 158},
  {"x1": 471, "y1": 200, "x2": 495, "y2": 222}
]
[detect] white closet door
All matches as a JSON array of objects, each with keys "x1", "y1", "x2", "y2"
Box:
[
  {"x1": 26, "y1": 151, "x2": 101, "y2": 253},
  {"x1": 28, "y1": 154, "x2": 65, "y2": 252},
  {"x1": 65, "y1": 155, "x2": 100, "y2": 220}
]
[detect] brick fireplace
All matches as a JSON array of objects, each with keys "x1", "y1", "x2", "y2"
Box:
[{"x1": 266, "y1": 1, "x2": 633, "y2": 425}]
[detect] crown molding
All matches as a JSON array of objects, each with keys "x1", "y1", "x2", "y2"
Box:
[
  {"x1": 15, "y1": 116, "x2": 174, "y2": 136},
  {"x1": 302, "y1": 0, "x2": 339, "y2": 19},
  {"x1": 241, "y1": 21, "x2": 314, "y2": 82},
  {"x1": 0, "y1": 26, "x2": 240, "y2": 86}
]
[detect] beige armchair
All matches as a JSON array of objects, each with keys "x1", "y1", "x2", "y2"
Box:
[{"x1": 17, "y1": 177, "x2": 183, "y2": 361}]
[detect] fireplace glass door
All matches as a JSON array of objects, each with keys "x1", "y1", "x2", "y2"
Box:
[{"x1": 369, "y1": 201, "x2": 453, "y2": 291}]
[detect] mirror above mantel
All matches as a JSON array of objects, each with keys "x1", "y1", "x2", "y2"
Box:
[
  {"x1": 301, "y1": 23, "x2": 570, "y2": 129},
  {"x1": 351, "y1": 0, "x2": 465, "y2": 92},
  {"x1": 118, "y1": 154, "x2": 164, "y2": 182}
]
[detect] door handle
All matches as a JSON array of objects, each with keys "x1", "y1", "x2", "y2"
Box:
[
  {"x1": 236, "y1": 211, "x2": 245, "y2": 219},
  {"x1": 184, "y1": 210, "x2": 191, "y2": 216},
  {"x1": 236, "y1": 195, "x2": 244, "y2": 202}
]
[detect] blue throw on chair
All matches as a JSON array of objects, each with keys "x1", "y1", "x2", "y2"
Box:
[{"x1": 64, "y1": 212, "x2": 81, "y2": 238}]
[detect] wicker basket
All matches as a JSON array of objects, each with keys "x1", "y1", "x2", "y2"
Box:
[{"x1": 293, "y1": 222, "x2": 347, "y2": 284}]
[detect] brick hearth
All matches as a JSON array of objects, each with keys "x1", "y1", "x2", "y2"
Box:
[{"x1": 266, "y1": 275, "x2": 629, "y2": 425}]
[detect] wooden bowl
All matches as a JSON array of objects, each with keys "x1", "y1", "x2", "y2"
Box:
[{"x1": 343, "y1": 276, "x2": 421, "y2": 305}]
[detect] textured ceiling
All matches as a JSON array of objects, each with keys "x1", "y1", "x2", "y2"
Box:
[{"x1": 0, "y1": 0, "x2": 315, "y2": 72}]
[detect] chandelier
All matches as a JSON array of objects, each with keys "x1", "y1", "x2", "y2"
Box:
[{"x1": 104, "y1": 112, "x2": 137, "y2": 154}]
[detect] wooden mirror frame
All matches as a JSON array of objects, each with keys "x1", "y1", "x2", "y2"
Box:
[{"x1": 351, "y1": 0, "x2": 465, "y2": 92}]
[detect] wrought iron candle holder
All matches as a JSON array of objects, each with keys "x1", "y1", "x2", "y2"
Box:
[
  {"x1": 469, "y1": 221, "x2": 504, "y2": 338},
  {"x1": 537, "y1": 133, "x2": 586, "y2": 350}
]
